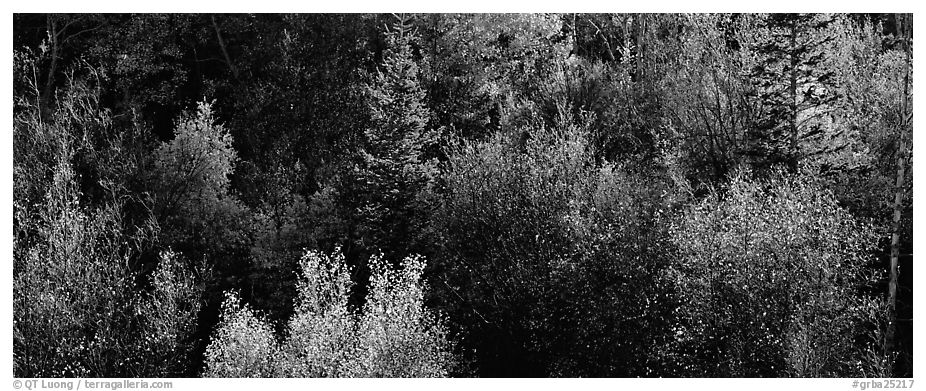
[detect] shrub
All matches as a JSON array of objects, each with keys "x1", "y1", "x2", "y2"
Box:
[
  {"x1": 13, "y1": 155, "x2": 205, "y2": 377},
  {"x1": 666, "y1": 169, "x2": 889, "y2": 377},
  {"x1": 133, "y1": 250, "x2": 207, "y2": 376},
  {"x1": 13, "y1": 62, "x2": 204, "y2": 377},
  {"x1": 354, "y1": 254, "x2": 453, "y2": 377},
  {"x1": 202, "y1": 292, "x2": 281, "y2": 378},
  {"x1": 203, "y1": 249, "x2": 454, "y2": 377},
  {"x1": 433, "y1": 122, "x2": 677, "y2": 376},
  {"x1": 279, "y1": 249, "x2": 358, "y2": 377}
]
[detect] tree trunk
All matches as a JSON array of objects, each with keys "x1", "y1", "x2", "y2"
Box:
[
  {"x1": 635, "y1": 13, "x2": 646, "y2": 84},
  {"x1": 885, "y1": 12, "x2": 912, "y2": 358},
  {"x1": 41, "y1": 15, "x2": 61, "y2": 120},
  {"x1": 572, "y1": 13, "x2": 579, "y2": 57},
  {"x1": 788, "y1": 18, "x2": 799, "y2": 170},
  {"x1": 211, "y1": 15, "x2": 239, "y2": 81}
]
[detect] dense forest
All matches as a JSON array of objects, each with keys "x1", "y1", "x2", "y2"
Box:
[{"x1": 12, "y1": 13, "x2": 912, "y2": 378}]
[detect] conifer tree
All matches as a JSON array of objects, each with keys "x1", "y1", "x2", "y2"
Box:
[
  {"x1": 351, "y1": 14, "x2": 438, "y2": 260},
  {"x1": 748, "y1": 13, "x2": 838, "y2": 170}
]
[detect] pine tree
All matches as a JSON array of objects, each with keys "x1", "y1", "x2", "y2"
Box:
[
  {"x1": 748, "y1": 13, "x2": 837, "y2": 171},
  {"x1": 351, "y1": 14, "x2": 438, "y2": 260}
]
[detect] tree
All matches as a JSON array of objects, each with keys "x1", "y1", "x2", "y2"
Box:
[
  {"x1": 201, "y1": 292, "x2": 280, "y2": 377},
  {"x1": 151, "y1": 100, "x2": 251, "y2": 290},
  {"x1": 152, "y1": 101, "x2": 239, "y2": 229},
  {"x1": 667, "y1": 169, "x2": 889, "y2": 377},
  {"x1": 826, "y1": 15, "x2": 912, "y2": 372},
  {"x1": 13, "y1": 69, "x2": 205, "y2": 377},
  {"x1": 418, "y1": 13, "x2": 570, "y2": 143},
  {"x1": 659, "y1": 14, "x2": 763, "y2": 184},
  {"x1": 353, "y1": 254, "x2": 453, "y2": 377},
  {"x1": 203, "y1": 249, "x2": 454, "y2": 377},
  {"x1": 345, "y1": 14, "x2": 438, "y2": 262},
  {"x1": 222, "y1": 14, "x2": 372, "y2": 206},
  {"x1": 433, "y1": 118, "x2": 677, "y2": 376},
  {"x1": 279, "y1": 248, "x2": 358, "y2": 377},
  {"x1": 885, "y1": 11, "x2": 912, "y2": 359},
  {"x1": 748, "y1": 13, "x2": 839, "y2": 171},
  {"x1": 12, "y1": 13, "x2": 912, "y2": 378}
]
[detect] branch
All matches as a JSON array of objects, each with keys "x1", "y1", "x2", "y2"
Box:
[
  {"x1": 211, "y1": 15, "x2": 239, "y2": 81},
  {"x1": 61, "y1": 24, "x2": 103, "y2": 45},
  {"x1": 586, "y1": 18, "x2": 616, "y2": 62},
  {"x1": 440, "y1": 275, "x2": 493, "y2": 326}
]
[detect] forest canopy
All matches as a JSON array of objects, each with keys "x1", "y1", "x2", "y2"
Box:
[{"x1": 12, "y1": 13, "x2": 913, "y2": 377}]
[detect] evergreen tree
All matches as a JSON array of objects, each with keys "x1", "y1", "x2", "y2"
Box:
[
  {"x1": 349, "y1": 14, "x2": 438, "y2": 261},
  {"x1": 748, "y1": 13, "x2": 838, "y2": 171},
  {"x1": 151, "y1": 101, "x2": 250, "y2": 270}
]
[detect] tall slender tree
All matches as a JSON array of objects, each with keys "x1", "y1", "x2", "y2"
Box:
[
  {"x1": 349, "y1": 13, "x2": 438, "y2": 261},
  {"x1": 885, "y1": 12, "x2": 912, "y2": 357}
]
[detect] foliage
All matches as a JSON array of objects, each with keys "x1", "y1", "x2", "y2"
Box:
[
  {"x1": 153, "y1": 102, "x2": 237, "y2": 205},
  {"x1": 279, "y1": 249, "x2": 357, "y2": 377},
  {"x1": 826, "y1": 16, "x2": 912, "y2": 238},
  {"x1": 13, "y1": 13, "x2": 911, "y2": 378},
  {"x1": 658, "y1": 14, "x2": 763, "y2": 184},
  {"x1": 202, "y1": 292, "x2": 281, "y2": 377},
  {"x1": 247, "y1": 184, "x2": 348, "y2": 319},
  {"x1": 345, "y1": 16, "x2": 439, "y2": 261},
  {"x1": 558, "y1": 57, "x2": 659, "y2": 163},
  {"x1": 354, "y1": 254, "x2": 453, "y2": 377},
  {"x1": 747, "y1": 13, "x2": 839, "y2": 170},
  {"x1": 150, "y1": 100, "x2": 251, "y2": 291},
  {"x1": 134, "y1": 250, "x2": 208, "y2": 376},
  {"x1": 418, "y1": 13, "x2": 572, "y2": 143},
  {"x1": 14, "y1": 158, "x2": 137, "y2": 377},
  {"x1": 666, "y1": 169, "x2": 889, "y2": 377},
  {"x1": 434, "y1": 120, "x2": 677, "y2": 376},
  {"x1": 203, "y1": 249, "x2": 454, "y2": 377},
  {"x1": 13, "y1": 58, "x2": 205, "y2": 377}
]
